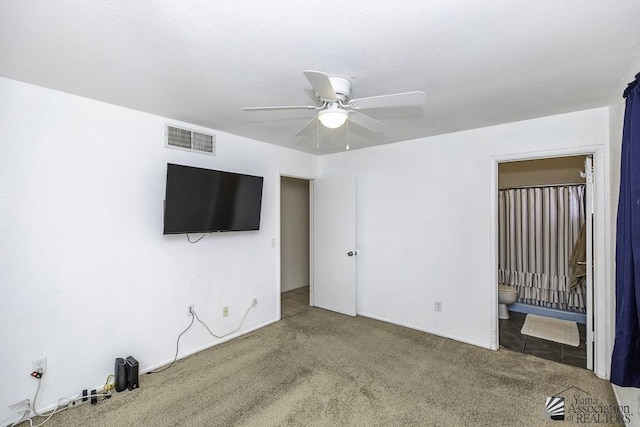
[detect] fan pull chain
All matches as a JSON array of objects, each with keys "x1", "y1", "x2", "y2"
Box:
[
  {"x1": 346, "y1": 116, "x2": 350, "y2": 150},
  {"x1": 316, "y1": 117, "x2": 320, "y2": 149}
]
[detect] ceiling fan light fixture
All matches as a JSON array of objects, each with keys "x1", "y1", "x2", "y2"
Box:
[{"x1": 318, "y1": 109, "x2": 349, "y2": 129}]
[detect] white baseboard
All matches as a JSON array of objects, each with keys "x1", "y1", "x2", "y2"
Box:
[{"x1": 357, "y1": 311, "x2": 492, "y2": 350}]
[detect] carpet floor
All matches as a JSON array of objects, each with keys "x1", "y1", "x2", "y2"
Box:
[{"x1": 33, "y1": 308, "x2": 622, "y2": 426}]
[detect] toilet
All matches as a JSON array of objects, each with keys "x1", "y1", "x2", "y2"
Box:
[{"x1": 498, "y1": 284, "x2": 517, "y2": 319}]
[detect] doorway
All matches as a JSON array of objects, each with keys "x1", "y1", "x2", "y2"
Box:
[
  {"x1": 279, "y1": 174, "x2": 358, "y2": 319},
  {"x1": 280, "y1": 176, "x2": 311, "y2": 318},
  {"x1": 496, "y1": 155, "x2": 593, "y2": 369}
]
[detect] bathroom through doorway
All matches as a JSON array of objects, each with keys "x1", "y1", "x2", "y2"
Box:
[{"x1": 496, "y1": 155, "x2": 594, "y2": 370}]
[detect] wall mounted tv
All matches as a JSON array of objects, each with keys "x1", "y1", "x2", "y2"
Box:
[{"x1": 163, "y1": 163, "x2": 264, "y2": 234}]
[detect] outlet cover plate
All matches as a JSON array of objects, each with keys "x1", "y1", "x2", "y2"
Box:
[{"x1": 32, "y1": 357, "x2": 47, "y2": 374}]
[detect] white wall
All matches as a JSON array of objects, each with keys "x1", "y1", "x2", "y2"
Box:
[
  {"x1": 0, "y1": 77, "x2": 317, "y2": 422},
  {"x1": 280, "y1": 177, "x2": 310, "y2": 293},
  {"x1": 319, "y1": 108, "x2": 609, "y2": 351}
]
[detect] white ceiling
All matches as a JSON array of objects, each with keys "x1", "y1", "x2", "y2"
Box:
[{"x1": 1, "y1": 1, "x2": 639, "y2": 155}]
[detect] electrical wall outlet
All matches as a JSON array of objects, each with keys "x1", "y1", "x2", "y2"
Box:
[
  {"x1": 187, "y1": 304, "x2": 194, "y2": 316},
  {"x1": 223, "y1": 306, "x2": 229, "y2": 317},
  {"x1": 434, "y1": 301, "x2": 442, "y2": 312},
  {"x1": 32, "y1": 357, "x2": 47, "y2": 374},
  {"x1": 252, "y1": 298, "x2": 258, "y2": 307}
]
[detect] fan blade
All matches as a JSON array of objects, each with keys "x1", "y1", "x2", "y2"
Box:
[
  {"x1": 295, "y1": 116, "x2": 317, "y2": 136},
  {"x1": 243, "y1": 105, "x2": 317, "y2": 111},
  {"x1": 348, "y1": 91, "x2": 426, "y2": 110},
  {"x1": 303, "y1": 70, "x2": 337, "y2": 101},
  {"x1": 349, "y1": 111, "x2": 387, "y2": 133}
]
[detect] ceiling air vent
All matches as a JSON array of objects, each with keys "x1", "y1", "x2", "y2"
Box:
[{"x1": 165, "y1": 125, "x2": 216, "y2": 156}]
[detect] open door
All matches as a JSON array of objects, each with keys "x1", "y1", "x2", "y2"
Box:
[
  {"x1": 313, "y1": 175, "x2": 357, "y2": 316},
  {"x1": 584, "y1": 156, "x2": 595, "y2": 370}
]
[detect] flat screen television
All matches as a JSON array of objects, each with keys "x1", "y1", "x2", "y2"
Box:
[{"x1": 163, "y1": 163, "x2": 264, "y2": 234}]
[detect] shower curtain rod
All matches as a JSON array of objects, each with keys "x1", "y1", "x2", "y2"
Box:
[{"x1": 499, "y1": 182, "x2": 585, "y2": 191}]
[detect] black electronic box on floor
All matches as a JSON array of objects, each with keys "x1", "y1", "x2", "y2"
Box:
[
  {"x1": 115, "y1": 357, "x2": 127, "y2": 392},
  {"x1": 125, "y1": 356, "x2": 139, "y2": 391}
]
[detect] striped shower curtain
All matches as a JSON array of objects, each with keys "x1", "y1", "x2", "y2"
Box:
[{"x1": 497, "y1": 185, "x2": 586, "y2": 312}]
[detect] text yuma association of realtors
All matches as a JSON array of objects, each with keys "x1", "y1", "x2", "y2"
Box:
[{"x1": 566, "y1": 396, "x2": 631, "y2": 424}]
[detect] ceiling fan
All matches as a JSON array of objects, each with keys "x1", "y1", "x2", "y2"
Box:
[{"x1": 243, "y1": 70, "x2": 426, "y2": 136}]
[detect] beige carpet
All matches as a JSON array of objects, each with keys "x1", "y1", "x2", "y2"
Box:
[
  {"x1": 521, "y1": 314, "x2": 580, "y2": 347},
  {"x1": 32, "y1": 308, "x2": 620, "y2": 426}
]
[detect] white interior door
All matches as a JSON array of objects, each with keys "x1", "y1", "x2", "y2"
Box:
[
  {"x1": 584, "y1": 156, "x2": 594, "y2": 370},
  {"x1": 313, "y1": 175, "x2": 357, "y2": 316}
]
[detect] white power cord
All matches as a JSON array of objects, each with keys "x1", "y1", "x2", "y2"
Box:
[
  {"x1": 1, "y1": 411, "x2": 28, "y2": 427},
  {"x1": 32, "y1": 376, "x2": 45, "y2": 417},
  {"x1": 148, "y1": 313, "x2": 196, "y2": 374},
  {"x1": 149, "y1": 302, "x2": 254, "y2": 374},
  {"x1": 8, "y1": 376, "x2": 112, "y2": 427},
  {"x1": 192, "y1": 303, "x2": 254, "y2": 339}
]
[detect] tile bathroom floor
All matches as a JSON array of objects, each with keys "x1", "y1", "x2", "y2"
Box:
[
  {"x1": 281, "y1": 286, "x2": 310, "y2": 319},
  {"x1": 499, "y1": 311, "x2": 587, "y2": 369}
]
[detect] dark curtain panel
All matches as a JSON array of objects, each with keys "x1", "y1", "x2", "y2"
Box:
[{"x1": 611, "y1": 73, "x2": 640, "y2": 387}]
